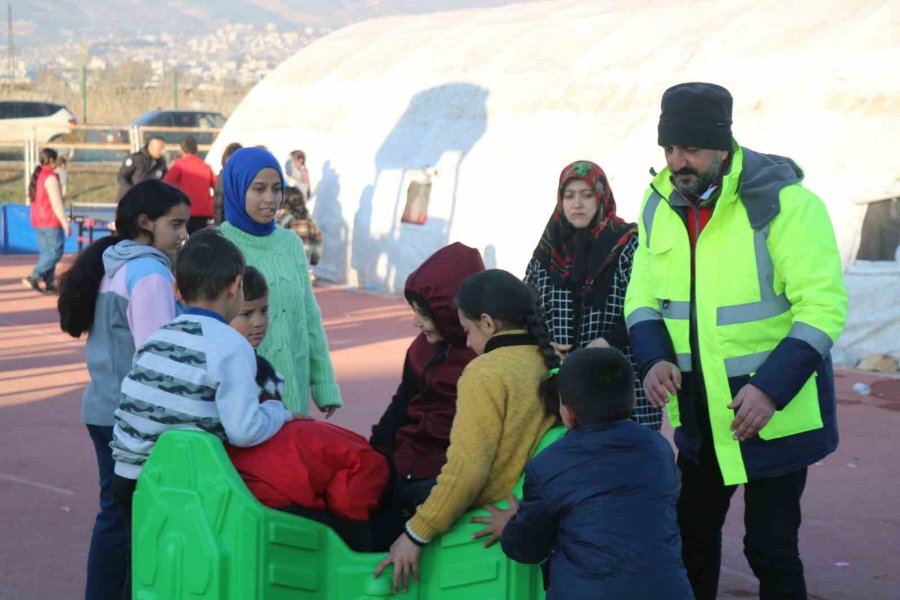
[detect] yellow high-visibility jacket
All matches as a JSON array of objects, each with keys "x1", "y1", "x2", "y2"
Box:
[{"x1": 624, "y1": 142, "x2": 847, "y2": 485}]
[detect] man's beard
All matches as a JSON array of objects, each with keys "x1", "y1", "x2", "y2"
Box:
[{"x1": 673, "y1": 159, "x2": 724, "y2": 198}]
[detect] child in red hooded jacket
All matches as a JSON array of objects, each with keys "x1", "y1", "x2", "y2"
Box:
[{"x1": 369, "y1": 242, "x2": 486, "y2": 549}]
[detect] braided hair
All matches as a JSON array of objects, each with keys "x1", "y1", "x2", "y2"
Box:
[{"x1": 456, "y1": 269, "x2": 561, "y2": 418}]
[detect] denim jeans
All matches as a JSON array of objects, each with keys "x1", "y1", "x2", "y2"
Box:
[
  {"x1": 32, "y1": 227, "x2": 65, "y2": 285},
  {"x1": 85, "y1": 425, "x2": 128, "y2": 600}
]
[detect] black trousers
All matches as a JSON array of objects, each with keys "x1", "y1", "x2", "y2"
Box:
[
  {"x1": 111, "y1": 475, "x2": 137, "y2": 600},
  {"x1": 369, "y1": 476, "x2": 437, "y2": 551},
  {"x1": 677, "y1": 450, "x2": 808, "y2": 600}
]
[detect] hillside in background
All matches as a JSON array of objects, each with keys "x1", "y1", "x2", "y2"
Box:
[{"x1": 4, "y1": 0, "x2": 531, "y2": 49}]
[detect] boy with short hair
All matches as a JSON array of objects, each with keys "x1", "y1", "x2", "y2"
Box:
[{"x1": 472, "y1": 348, "x2": 693, "y2": 599}]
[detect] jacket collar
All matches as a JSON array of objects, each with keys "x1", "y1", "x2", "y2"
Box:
[{"x1": 484, "y1": 330, "x2": 535, "y2": 354}]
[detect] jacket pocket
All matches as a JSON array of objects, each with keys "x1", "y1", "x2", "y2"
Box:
[
  {"x1": 759, "y1": 372, "x2": 823, "y2": 440},
  {"x1": 648, "y1": 243, "x2": 673, "y2": 300}
]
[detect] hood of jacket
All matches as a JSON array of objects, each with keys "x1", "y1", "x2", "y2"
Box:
[
  {"x1": 103, "y1": 239, "x2": 171, "y2": 279},
  {"x1": 404, "y1": 242, "x2": 485, "y2": 347}
]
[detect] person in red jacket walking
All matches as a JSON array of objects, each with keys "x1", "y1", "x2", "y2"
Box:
[
  {"x1": 24, "y1": 148, "x2": 70, "y2": 293},
  {"x1": 368, "y1": 242, "x2": 486, "y2": 549},
  {"x1": 163, "y1": 136, "x2": 216, "y2": 234}
]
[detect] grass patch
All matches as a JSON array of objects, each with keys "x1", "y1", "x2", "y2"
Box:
[{"x1": 0, "y1": 164, "x2": 120, "y2": 206}]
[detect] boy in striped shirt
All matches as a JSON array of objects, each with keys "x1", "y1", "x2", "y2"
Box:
[{"x1": 110, "y1": 230, "x2": 296, "y2": 593}]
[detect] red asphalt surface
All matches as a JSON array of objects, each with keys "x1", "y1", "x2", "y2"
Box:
[{"x1": 0, "y1": 253, "x2": 897, "y2": 600}]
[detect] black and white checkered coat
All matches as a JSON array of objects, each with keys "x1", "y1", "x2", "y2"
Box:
[{"x1": 525, "y1": 236, "x2": 662, "y2": 430}]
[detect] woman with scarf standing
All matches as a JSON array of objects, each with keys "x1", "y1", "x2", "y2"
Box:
[
  {"x1": 220, "y1": 147, "x2": 342, "y2": 416},
  {"x1": 525, "y1": 160, "x2": 661, "y2": 430}
]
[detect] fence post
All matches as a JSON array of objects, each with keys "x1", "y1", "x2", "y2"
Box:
[
  {"x1": 131, "y1": 125, "x2": 141, "y2": 153},
  {"x1": 82, "y1": 66, "x2": 88, "y2": 124},
  {"x1": 23, "y1": 131, "x2": 36, "y2": 204}
]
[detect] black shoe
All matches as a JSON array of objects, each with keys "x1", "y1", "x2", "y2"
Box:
[
  {"x1": 44, "y1": 282, "x2": 59, "y2": 294},
  {"x1": 21, "y1": 276, "x2": 44, "y2": 293}
]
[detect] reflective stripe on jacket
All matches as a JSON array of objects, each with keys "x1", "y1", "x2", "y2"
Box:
[{"x1": 625, "y1": 142, "x2": 847, "y2": 485}]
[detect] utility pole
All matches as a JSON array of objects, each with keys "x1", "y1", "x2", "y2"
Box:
[{"x1": 6, "y1": 3, "x2": 13, "y2": 84}]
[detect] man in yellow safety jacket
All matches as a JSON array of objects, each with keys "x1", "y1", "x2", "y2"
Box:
[{"x1": 624, "y1": 82, "x2": 847, "y2": 600}]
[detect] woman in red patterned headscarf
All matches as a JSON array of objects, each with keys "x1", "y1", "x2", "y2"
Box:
[{"x1": 525, "y1": 160, "x2": 661, "y2": 430}]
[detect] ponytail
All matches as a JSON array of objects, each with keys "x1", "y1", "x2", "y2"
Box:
[
  {"x1": 28, "y1": 148, "x2": 59, "y2": 202},
  {"x1": 27, "y1": 166, "x2": 41, "y2": 202},
  {"x1": 57, "y1": 235, "x2": 123, "y2": 337},
  {"x1": 456, "y1": 269, "x2": 560, "y2": 419}
]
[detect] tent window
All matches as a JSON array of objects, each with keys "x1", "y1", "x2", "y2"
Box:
[
  {"x1": 857, "y1": 197, "x2": 900, "y2": 261},
  {"x1": 402, "y1": 181, "x2": 431, "y2": 225}
]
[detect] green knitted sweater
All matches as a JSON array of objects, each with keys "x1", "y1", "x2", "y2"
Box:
[{"x1": 221, "y1": 222, "x2": 342, "y2": 414}]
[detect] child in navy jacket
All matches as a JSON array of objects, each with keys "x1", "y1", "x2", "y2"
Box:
[{"x1": 473, "y1": 348, "x2": 694, "y2": 599}]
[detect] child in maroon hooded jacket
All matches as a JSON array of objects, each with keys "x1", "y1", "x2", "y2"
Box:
[{"x1": 369, "y1": 242, "x2": 485, "y2": 549}]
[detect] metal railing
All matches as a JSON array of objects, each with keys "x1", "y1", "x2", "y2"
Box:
[{"x1": 11, "y1": 123, "x2": 220, "y2": 203}]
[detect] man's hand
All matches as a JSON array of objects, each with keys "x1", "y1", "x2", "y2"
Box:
[
  {"x1": 470, "y1": 494, "x2": 519, "y2": 548},
  {"x1": 550, "y1": 342, "x2": 573, "y2": 360},
  {"x1": 643, "y1": 361, "x2": 682, "y2": 408},
  {"x1": 62, "y1": 222, "x2": 71, "y2": 237},
  {"x1": 320, "y1": 406, "x2": 338, "y2": 419},
  {"x1": 373, "y1": 534, "x2": 422, "y2": 593},
  {"x1": 728, "y1": 384, "x2": 776, "y2": 441}
]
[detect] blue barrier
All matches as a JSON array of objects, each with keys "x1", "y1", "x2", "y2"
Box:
[{"x1": 1, "y1": 204, "x2": 111, "y2": 254}]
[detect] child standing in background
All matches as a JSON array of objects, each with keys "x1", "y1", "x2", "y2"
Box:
[
  {"x1": 276, "y1": 186, "x2": 323, "y2": 266},
  {"x1": 24, "y1": 148, "x2": 69, "y2": 293}
]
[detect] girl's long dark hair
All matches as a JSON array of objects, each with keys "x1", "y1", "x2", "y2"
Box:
[
  {"x1": 28, "y1": 148, "x2": 58, "y2": 202},
  {"x1": 456, "y1": 269, "x2": 561, "y2": 417},
  {"x1": 57, "y1": 180, "x2": 190, "y2": 338}
]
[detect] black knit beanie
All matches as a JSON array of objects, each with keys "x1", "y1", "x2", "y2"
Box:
[{"x1": 658, "y1": 82, "x2": 733, "y2": 150}]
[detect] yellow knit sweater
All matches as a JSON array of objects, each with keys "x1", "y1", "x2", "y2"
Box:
[{"x1": 407, "y1": 334, "x2": 557, "y2": 542}]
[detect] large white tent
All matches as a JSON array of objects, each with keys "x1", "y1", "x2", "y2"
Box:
[{"x1": 211, "y1": 0, "x2": 899, "y2": 360}]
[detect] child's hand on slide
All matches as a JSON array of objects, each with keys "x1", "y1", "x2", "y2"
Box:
[{"x1": 470, "y1": 495, "x2": 520, "y2": 548}]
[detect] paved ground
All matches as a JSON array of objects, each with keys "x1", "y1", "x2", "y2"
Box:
[{"x1": 0, "y1": 254, "x2": 897, "y2": 599}]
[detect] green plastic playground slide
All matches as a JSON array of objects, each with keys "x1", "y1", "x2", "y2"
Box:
[{"x1": 132, "y1": 426, "x2": 566, "y2": 599}]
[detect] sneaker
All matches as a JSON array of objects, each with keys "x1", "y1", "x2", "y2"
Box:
[
  {"x1": 44, "y1": 282, "x2": 59, "y2": 294},
  {"x1": 21, "y1": 276, "x2": 44, "y2": 293}
]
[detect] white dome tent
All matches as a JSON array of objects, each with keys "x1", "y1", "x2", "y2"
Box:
[{"x1": 211, "y1": 0, "x2": 899, "y2": 361}]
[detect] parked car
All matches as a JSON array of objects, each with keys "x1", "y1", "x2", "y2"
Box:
[
  {"x1": 132, "y1": 109, "x2": 225, "y2": 147},
  {"x1": 0, "y1": 100, "x2": 76, "y2": 144}
]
